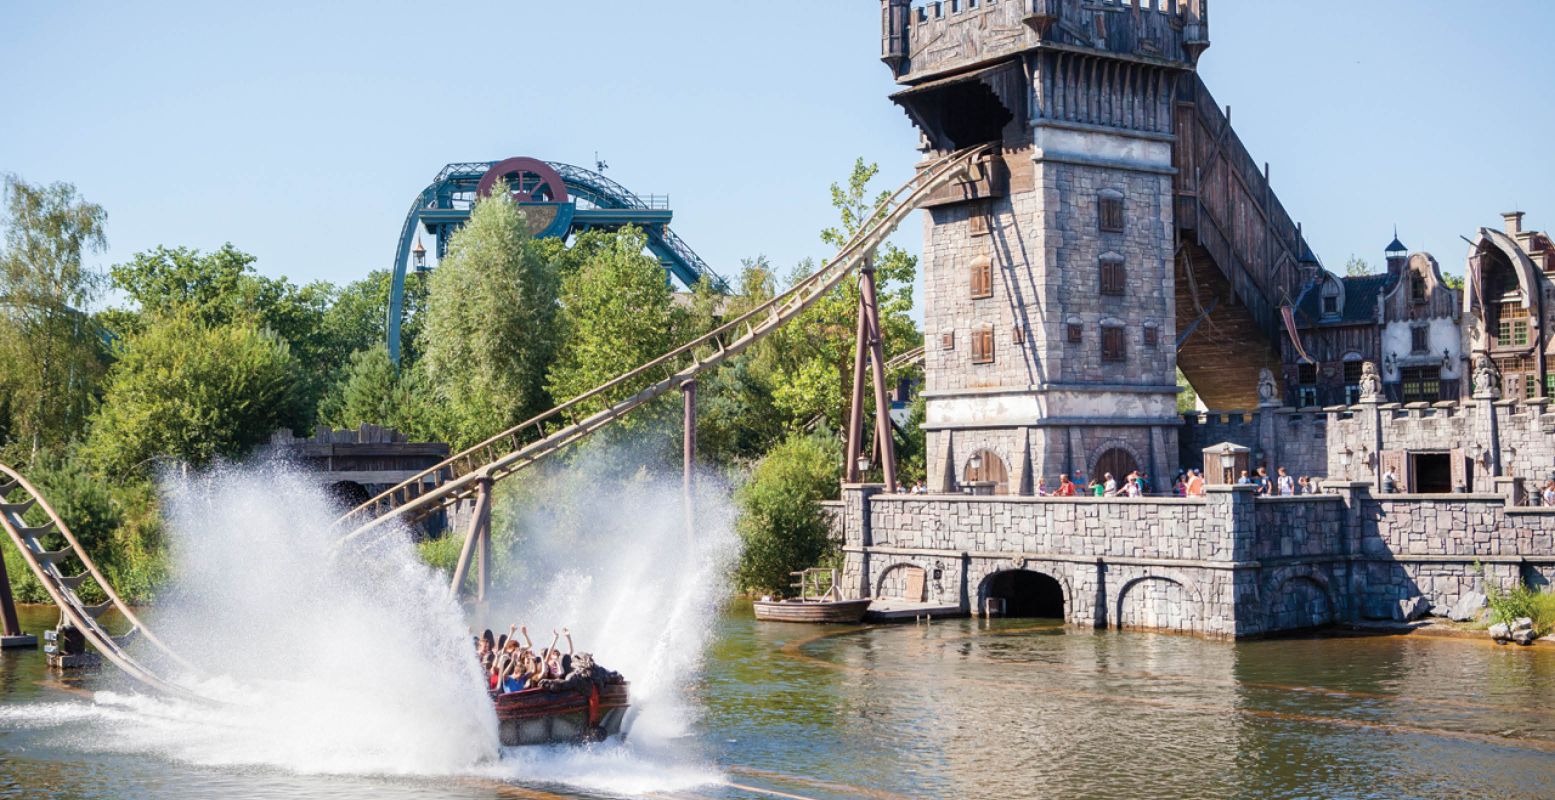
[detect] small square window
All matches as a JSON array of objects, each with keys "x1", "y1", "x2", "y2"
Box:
[
  {"x1": 1098, "y1": 194, "x2": 1125, "y2": 233},
  {"x1": 1144, "y1": 326, "x2": 1159, "y2": 347},
  {"x1": 1067, "y1": 324, "x2": 1083, "y2": 344},
  {"x1": 1322, "y1": 295, "x2": 1338, "y2": 315},
  {"x1": 1101, "y1": 326, "x2": 1126, "y2": 363},
  {"x1": 940, "y1": 330, "x2": 955, "y2": 350}
]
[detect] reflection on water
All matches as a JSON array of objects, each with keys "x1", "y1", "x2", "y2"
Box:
[{"x1": 3, "y1": 602, "x2": 1555, "y2": 799}]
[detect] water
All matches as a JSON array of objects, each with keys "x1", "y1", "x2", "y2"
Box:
[
  {"x1": 2, "y1": 463, "x2": 1554, "y2": 798},
  {"x1": 4, "y1": 604, "x2": 1555, "y2": 799}
]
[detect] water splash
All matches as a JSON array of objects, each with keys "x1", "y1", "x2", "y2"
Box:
[{"x1": 8, "y1": 454, "x2": 739, "y2": 796}]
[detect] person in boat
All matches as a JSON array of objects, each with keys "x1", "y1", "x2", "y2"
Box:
[
  {"x1": 536, "y1": 651, "x2": 622, "y2": 694},
  {"x1": 542, "y1": 628, "x2": 574, "y2": 679}
]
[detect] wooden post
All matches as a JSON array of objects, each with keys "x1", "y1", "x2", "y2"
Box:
[
  {"x1": 450, "y1": 477, "x2": 494, "y2": 601},
  {"x1": 844, "y1": 289, "x2": 870, "y2": 483},
  {"x1": 0, "y1": 542, "x2": 23, "y2": 638},
  {"x1": 860, "y1": 254, "x2": 899, "y2": 491},
  {"x1": 682, "y1": 378, "x2": 697, "y2": 539}
]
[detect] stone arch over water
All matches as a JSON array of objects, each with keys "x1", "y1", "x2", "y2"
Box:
[
  {"x1": 979, "y1": 568, "x2": 1067, "y2": 618},
  {"x1": 876, "y1": 562, "x2": 928, "y2": 602},
  {"x1": 1264, "y1": 569, "x2": 1337, "y2": 632},
  {"x1": 1116, "y1": 575, "x2": 1203, "y2": 632}
]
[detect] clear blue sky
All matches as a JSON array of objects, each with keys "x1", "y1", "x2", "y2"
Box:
[{"x1": 2, "y1": 1, "x2": 1550, "y2": 312}]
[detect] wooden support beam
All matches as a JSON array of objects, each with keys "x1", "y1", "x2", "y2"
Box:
[
  {"x1": 682, "y1": 378, "x2": 697, "y2": 541},
  {"x1": 861, "y1": 254, "x2": 900, "y2": 492},
  {"x1": 844, "y1": 285, "x2": 870, "y2": 483}
]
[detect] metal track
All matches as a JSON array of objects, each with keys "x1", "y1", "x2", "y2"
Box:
[
  {"x1": 338, "y1": 145, "x2": 993, "y2": 543},
  {"x1": 0, "y1": 464, "x2": 203, "y2": 699}
]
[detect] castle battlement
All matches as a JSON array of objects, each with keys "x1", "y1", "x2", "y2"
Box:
[{"x1": 884, "y1": 0, "x2": 1209, "y2": 82}]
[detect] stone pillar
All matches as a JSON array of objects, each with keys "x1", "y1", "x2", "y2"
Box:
[
  {"x1": 840, "y1": 483, "x2": 883, "y2": 599},
  {"x1": 1327, "y1": 481, "x2": 1373, "y2": 622},
  {"x1": 1205, "y1": 484, "x2": 1257, "y2": 561}
]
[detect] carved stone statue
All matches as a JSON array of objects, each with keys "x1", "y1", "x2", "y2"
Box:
[
  {"x1": 1256, "y1": 368, "x2": 1279, "y2": 407},
  {"x1": 1358, "y1": 361, "x2": 1384, "y2": 403},
  {"x1": 1472, "y1": 354, "x2": 1501, "y2": 399}
]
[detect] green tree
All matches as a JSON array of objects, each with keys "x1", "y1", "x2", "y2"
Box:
[
  {"x1": 1177, "y1": 368, "x2": 1200, "y2": 414},
  {"x1": 421, "y1": 188, "x2": 560, "y2": 447},
  {"x1": 734, "y1": 430, "x2": 842, "y2": 594},
  {"x1": 108, "y1": 244, "x2": 341, "y2": 420},
  {"x1": 0, "y1": 175, "x2": 109, "y2": 459},
  {"x1": 1345, "y1": 255, "x2": 1372, "y2": 277},
  {"x1": 323, "y1": 268, "x2": 430, "y2": 368},
  {"x1": 81, "y1": 315, "x2": 308, "y2": 475},
  {"x1": 317, "y1": 343, "x2": 444, "y2": 440},
  {"x1": 545, "y1": 227, "x2": 682, "y2": 423},
  {"x1": 764, "y1": 159, "x2": 920, "y2": 433}
]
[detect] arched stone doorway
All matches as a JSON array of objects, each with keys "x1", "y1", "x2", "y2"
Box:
[
  {"x1": 1093, "y1": 447, "x2": 1139, "y2": 486},
  {"x1": 962, "y1": 449, "x2": 1010, "y2": 495},
  {"x1": 982, "y1": 570, "x2": 1064, "y2": 618}
]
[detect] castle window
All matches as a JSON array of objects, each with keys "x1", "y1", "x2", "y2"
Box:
[
  {"x1": 1098, "y1": 192, "x2": 1125, "y2": 233},
  {"x1": 1410, "y1": 272, "x2": 1427, "y2": 303},
  {"x1": 1067, "y1": 323, "x2": 1083, "y2": 344},
  {"x1": 969, "y1": 201, "x2": 990, "y2": 237},
  {"x1": 1297, "y1": 362, "x2": 1318, "y2": 407},
  {"x1": 1099, "y1": 255, "x2": 1126, "y2": 296},
  {"x1": 970, "y1": 325, "x2": 995, "y2": 364},
  {"x1": 1526, "y1": 373, "x2": 1555, "y2": 400},
  {"x1": 1410, "y1": 325, "x2": 1429, "y2": 354},
  {"x1": 970, "y1": 256, "x2": 993, "y2": 299},
  {"x1": 1143, "y1": 325, "x2": 1159, "y2": 348},
  {"x1": 1322, "y1": 295, "x2": 1338, "y2": 315},
  {"x1": 1497, "y1": 303, "x2": 1530, "y2": 347},
  {"x1": 1012, "y1": 324, "x2": 1024, "y2": 346},
  {"x1": 1400, "y1": 366, "x2": 1441, "y2": 404},
  {"x1": 1101, "y1": 326, "x2": 1126, "y2": 363},
  {"x1": 1343, "y1": 359, "x2": 1363, "y2": 405},
  {"x1": 940, "y1": 329, "x2": 955, "y2": 350}
]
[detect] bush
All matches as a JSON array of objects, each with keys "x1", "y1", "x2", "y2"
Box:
[
  {"x1": 734, "y1": 431, "x2": 841, "y2": 595},
  {"x1": 1487, "y1": 579, "x2": 1555, "y2": 636}
]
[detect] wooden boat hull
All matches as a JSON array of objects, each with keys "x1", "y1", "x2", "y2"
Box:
[
  {"x1": 752, "y1": 598, "x2": 872, "y2": 623},
  {"x1": 493, "y1": 683, "x2": 629, "y2": 746}
]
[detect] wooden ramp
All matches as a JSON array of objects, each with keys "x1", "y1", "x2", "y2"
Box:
[{"x1": 0, "y1": 464, "x2": 204, "y2": 700}]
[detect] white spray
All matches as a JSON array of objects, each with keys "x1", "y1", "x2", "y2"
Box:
[{"x1": 3, "y1": 453, "x2": 740, "y2": 796}]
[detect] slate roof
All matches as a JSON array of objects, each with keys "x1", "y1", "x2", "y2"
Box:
[{"x1": 1293, "y1": 273, "x2": 1396, "y2": 327}]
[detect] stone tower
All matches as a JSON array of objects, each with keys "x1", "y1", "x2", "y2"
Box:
[{"x1": 882, "y1": 0, "x2": 1210, "y2": 493}]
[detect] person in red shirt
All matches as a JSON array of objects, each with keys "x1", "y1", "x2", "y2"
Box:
[{"x1": 1056, "y1": 474, "x2": 1076, "y2": 497}]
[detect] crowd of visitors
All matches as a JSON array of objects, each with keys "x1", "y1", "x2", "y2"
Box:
[
  {"x1": 891, "y1": 465, "x2": 1331, "y2": 498},
  {"x1": 475, "y1": 625, "x2": 574, "y2": 695}
]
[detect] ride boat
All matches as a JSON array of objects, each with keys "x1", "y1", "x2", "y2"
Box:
[
  {"x1": 492, "y1": 654, "x2": 630, "y2": 746},
  {"x1": 752, "y1": 568, "x2": 872, "y2": 624}
]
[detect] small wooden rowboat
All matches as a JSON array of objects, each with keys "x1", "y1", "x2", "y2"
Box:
[
  {"x1": 493, "y1": 682, "x2": 630, "y2": 746},
  {"x1": 752, "y1": 597, "x2": 872, "y2": 623},
  {"x1": 752, "y1": 568, "x2": 872, "y2": 623}
]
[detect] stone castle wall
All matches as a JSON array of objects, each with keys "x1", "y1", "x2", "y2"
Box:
[{"x1": 840, "y1": 482, "x2": 1555, "y2": 638}]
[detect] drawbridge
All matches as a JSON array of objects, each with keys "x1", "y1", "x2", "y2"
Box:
[{"x1": 0, "y1": 146, "x2": 992, "y2": 697}]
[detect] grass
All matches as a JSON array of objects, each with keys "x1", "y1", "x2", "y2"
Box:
[{"x1": 1486, "y1": 580, "x2": 1555, "y2": 636}]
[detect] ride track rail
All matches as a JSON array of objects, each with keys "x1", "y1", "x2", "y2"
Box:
[
  {"x1": 336, "y1": 145, "x2": 993, "y2": 545},
  {"x1": 0, "y1": 464, "x2": 204, "y2": 700}
]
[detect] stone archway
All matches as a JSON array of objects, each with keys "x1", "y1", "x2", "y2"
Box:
[
  {"x1": 327, "y1": 480, "x2": 370, "y2": 511},
  {"x1": 1116, "y1": 576, "x2": 1195, "y2": 632},
  {"x1": 1266, "y1": 575, "x2": 1335, "y2": 632},
  {"x1": 962, "y1": 449, "x2": 1010, "y2": 495},
  {"x1": 876, "y1": 563, "x2": 928, "y2": 602},
  {"x1": 1093, "y1": 448, "x2": 1140, "y2": 488},
  {"x1": 981, "y1": 569, "x2": 1065, "y2": 618}
]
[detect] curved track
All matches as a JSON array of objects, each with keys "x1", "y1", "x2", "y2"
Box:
[
  {"x1": 0, "y1": 465, "x2": 202, "y2": 699},
  {"x1": 341, "y1": 145, "x2": 992, "y2": 543}
]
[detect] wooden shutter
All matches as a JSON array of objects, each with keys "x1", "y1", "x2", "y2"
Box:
[
  {"x1": 1067, "y1": 323, "x2": 1083, "y2": 343},
  {"x1": 1012, "y1": 324, "x2": 1024, "y2": 345},
  {"x1": 1144, "y1": 326, "x2": 1159, "y2": 347},
  {"x1": 1099, "y1": 195, "x2": 1125, "y2": 232},
  {"x1": 1100, "y1": 258, "x2": 1125, "y2": 295},
  {"x1": 970, "y1": 257, "x2": 993, "y2": 299},
  {"x1": 1380, "y1": 450, "x2": 1408, "y2": 493},
  {"x1": 969, "y1": 201, "x2": 990, "y2": 237},
  {"x1": 1101, "y1": 326, "x2": 1126, "y2": 362},
  {"x1": 1450, "y1": 448, "x2": 1471, "y2": 492},
  {"x1": 971, "y1": 325, "x2": 994, "y2": 364}
]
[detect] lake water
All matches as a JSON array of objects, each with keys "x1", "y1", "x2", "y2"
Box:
[{"x1": 2, "y1": 602, "x2": 1553, "y2": 799}]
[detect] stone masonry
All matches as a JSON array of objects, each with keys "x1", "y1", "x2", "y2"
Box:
[{"x1": 840, "y1": 481, "x2": 1555, "y2": 638}]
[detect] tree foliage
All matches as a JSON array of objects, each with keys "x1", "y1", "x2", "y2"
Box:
[
  {"x1": 734, "y1": 431, "x2": 841, "y2": 595},
  {"x1": 0, "y1": 175, "x2": 109, "y2": 458},
  {"x1": 82, "y1": 314, "x2": 307, "y2": 475},
  {"x1": 421, "y1": 188, "x2": 560, "y2": 448},
  {"x1": 546, "y1": 227, "x2": 683, "y2": 424},
  {"x1": 1345, "y1": 255, "x2": 1372, "y2": 277}
]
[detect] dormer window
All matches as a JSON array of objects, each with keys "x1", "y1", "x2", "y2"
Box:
[
  {"x1": 1322, "y1": 295, "x2": 1338, "y2": 316},
  {"x1": 1410, "y1": 272, "x2": 1427, "y2": 303}
]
